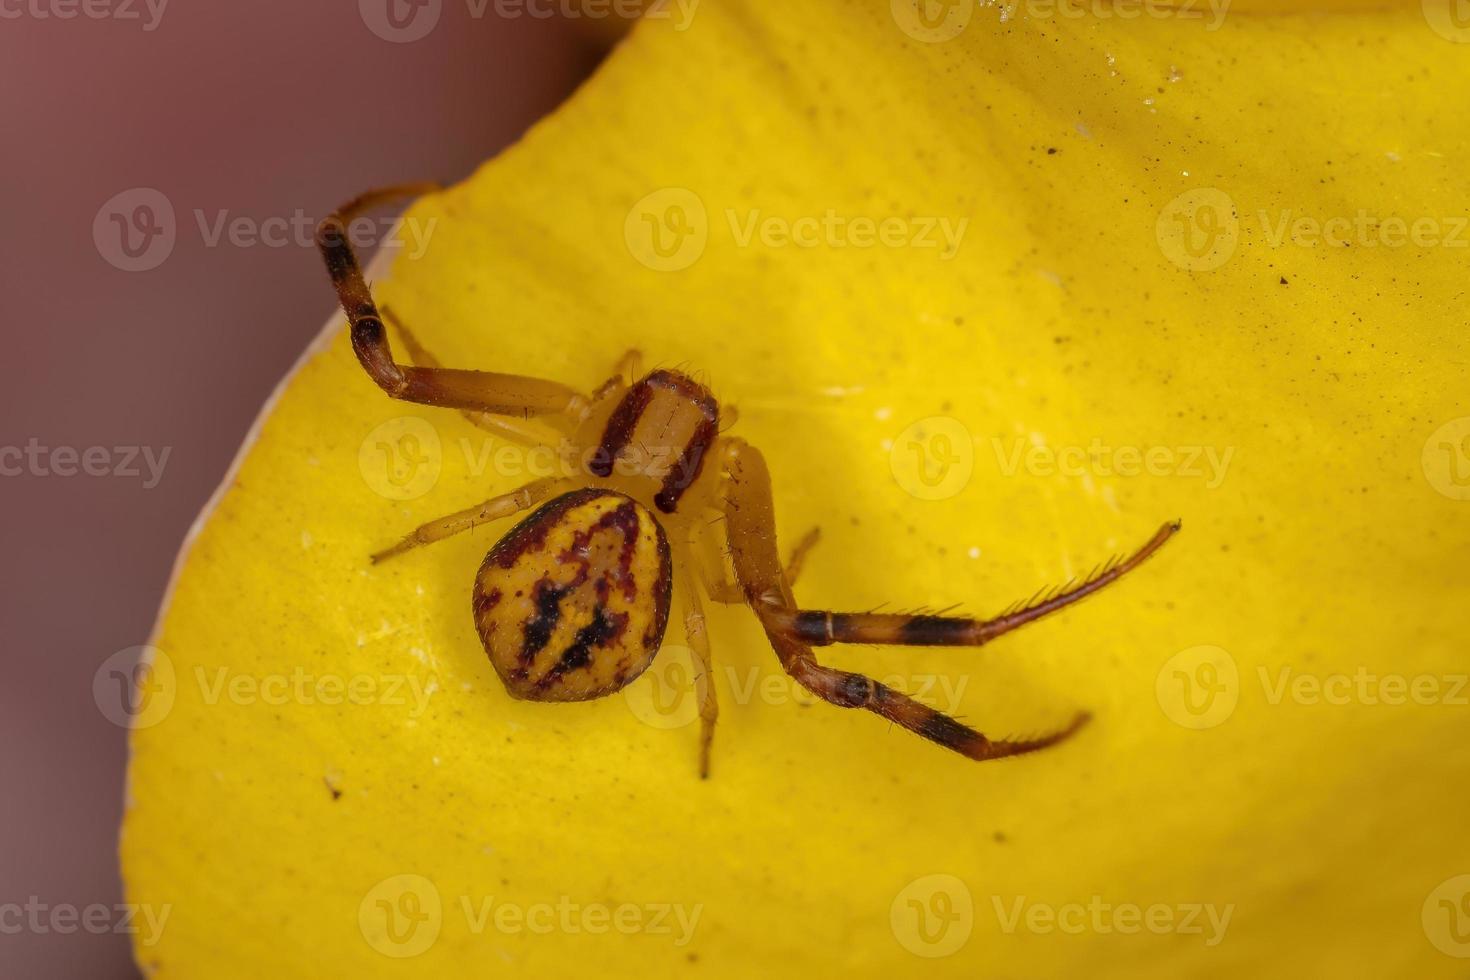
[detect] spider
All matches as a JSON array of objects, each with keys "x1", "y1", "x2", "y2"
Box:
[{"x1": 318, "y1": 184, "x2": 1181, "y2": 778}]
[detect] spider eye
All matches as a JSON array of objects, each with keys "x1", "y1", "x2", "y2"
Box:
[{"x1": 472, "y1": 489, "x2": 673, "y2": 702}]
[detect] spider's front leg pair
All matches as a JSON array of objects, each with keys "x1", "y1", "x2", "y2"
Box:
[
  {"x1": 717, "y1": 438, "x2": 1179, "y2": 762},
  {"x1": 319, "y1": 184, "x2": 591, "y2": 423},
  {"x1": 318, "y1": 186, "x2": 643, "y2": 562}
]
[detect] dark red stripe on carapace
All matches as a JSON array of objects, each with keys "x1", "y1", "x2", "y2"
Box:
[{"x1": 594, "y1": 370, "x2": 719, "y2": 513}]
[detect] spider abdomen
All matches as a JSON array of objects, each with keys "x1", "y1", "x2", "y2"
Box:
[{"x1": 473, "y1": 488, "x2": 672, "y2": 702}]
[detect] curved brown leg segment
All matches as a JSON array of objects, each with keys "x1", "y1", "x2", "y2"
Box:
[
  {"x1": 783, "y1": 527, "x2": 821, "y2": 588},
  {"x1": 718, "y1": 438, "x2": 1090, "y2": 763},
  {"x1": 380, "y1": 305, "x2": 571, "y2": 447},
  {"x1": 766, "y1": 522, "x2": 1181, "y2": 648},
  {"x1": 784, "y1": 656, "x2": 1091, "y2": 761},
  {"x1": 370, "y1": 477, "x2": 563, "y2": 563},
  {"x1": 316, "y1": 185, "x2": 587, "y2": 417},
  {"x1": 678, "y1": 560, "x2": 719, "y2": 779}
]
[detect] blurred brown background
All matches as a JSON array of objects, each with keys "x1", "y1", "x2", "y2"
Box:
[{"x1": 0, "y1": 4, "x2": 612, "y2": 975}]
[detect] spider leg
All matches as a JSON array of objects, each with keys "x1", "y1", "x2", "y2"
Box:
[
  {"x1": 784, "y1": 655, "x2": 1090, "y2": 760},
  {"x1": 370, "y1": 477, "x2": 564, "y2": 563},
  {"x1": 318, "y1": 185, "x2": 590, "y2": 420},
  {"x1": 766, "y1": 522, "x2": 1180, "y2": 648},
  {"x1": 704, "y1": 528, "x2": 816, "y2": 601},
  {"x1": 612, "y1": 349, "x2": 644, "y2": 385},
  {"x1": 693, "y1": 536, "x2": 744, "y2": 605},
  {"x1": 784, "y1": 526, "x2": 821, "y2": 587},
  {"x1": 719, "y1": 437, "x2": 1091, "y2": 762},
  {"x1": 697, "y1": 504, "x2": 817, "y2": 604},
  {"x1": 678, "y1": 559, "x2": 719, "y2": 778},
  {"x1": 588, "y1": 349, "x2": 643, "y2": 404},
  {"x1": 380, "y1": 304, "x2": 571, "y2": 448}
]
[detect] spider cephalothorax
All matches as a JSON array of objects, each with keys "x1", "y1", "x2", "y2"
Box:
[{"x1": 318, "y1": 184, "x2": 1180, "y2": 778}]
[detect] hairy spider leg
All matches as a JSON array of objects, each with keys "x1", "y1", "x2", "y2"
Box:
[
  {"x1": 371, "y1": 477, "x2": 566, "y2": 564},
  {"x1": 677, "y1": 559, "x2": 720, "y2": 779},
  {"x1": 765, "y1": 523, "x2": 1180, "y2": 648},
  {"x1": 379, "y1": 304, "x2": 573, "y2": 448},
  {"x1": 719, "y1": 438, "x2": 1105, "y2": 762},
  {"x1": 317, "y1": 184, "x2": 589, "y2": 420}
]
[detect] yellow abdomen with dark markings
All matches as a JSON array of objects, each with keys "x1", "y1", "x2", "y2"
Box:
[{"x1": 473, "y1": 488, "x2": 673, "y2": 702}]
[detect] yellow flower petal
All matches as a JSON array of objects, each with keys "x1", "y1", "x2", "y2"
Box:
[{"x1": 124, "y1": 3, "x2": 1470, "y2": 976}]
